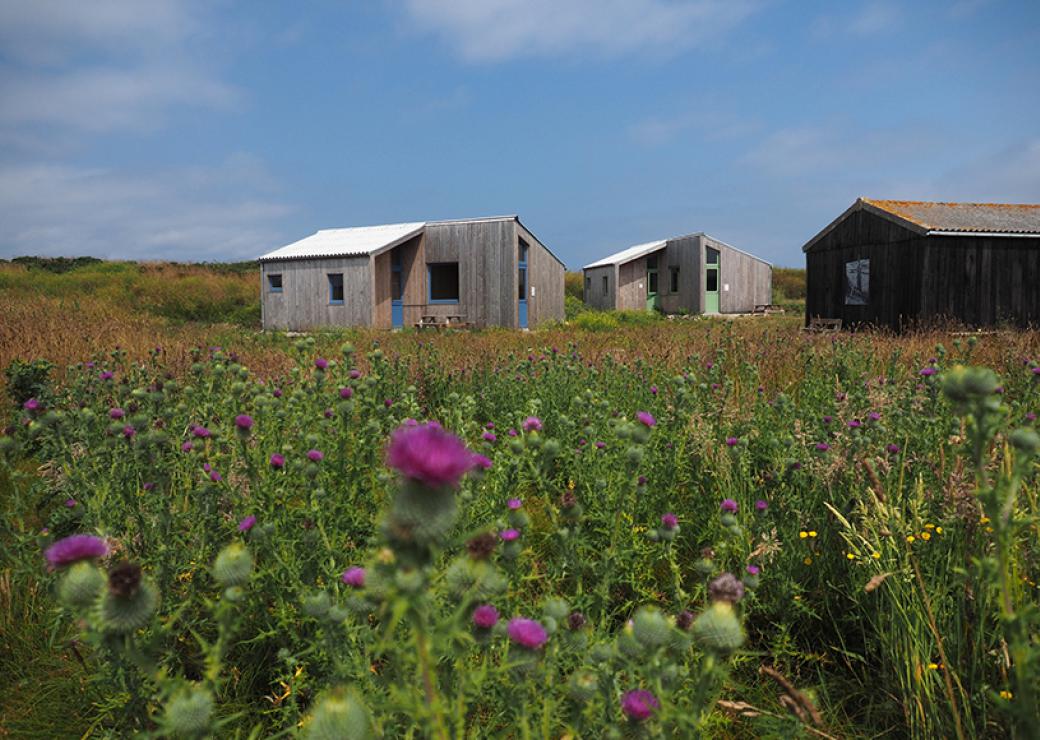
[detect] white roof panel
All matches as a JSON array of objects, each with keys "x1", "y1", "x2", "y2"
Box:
[
  {"x1": 259, "y1": 221, "x2": 426, "y2": 261},
  {"x1": 583, "y1": 239, "x2": 667, "y2": 269}
]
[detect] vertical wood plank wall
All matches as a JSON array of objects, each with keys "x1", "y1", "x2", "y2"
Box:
[
  {"x1": 372, "y1": 233, "x2": 423, "y2": 329},
  {"x1": 261, "y1": 257, "x2": 371, "y2": 330},
  {"x1": 583, "y1": 266, "x2": 616, "y2": 310},
  {"x1": 425, "y1": 220, "x2": 516, "y2": 327},
  {"x1": 713, "y1": 237, "x2": 772, "y2": 313},
  {"x1": 519, "y1": 222, "x2": 566, "y2": 326},
  {"x1": 617, "y1": 257, "x2": 648, "y2": 310}
]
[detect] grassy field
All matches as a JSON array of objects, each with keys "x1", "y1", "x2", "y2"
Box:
[{"x1": 2, "y1": 260, "x2": 1038, "y2": 738}]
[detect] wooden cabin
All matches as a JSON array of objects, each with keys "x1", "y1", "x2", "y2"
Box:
[
  {"x1": 259, "y1": 216, "x2": 564, "y2": 331},
  {"x1": 803, "y1": 198, "x2": 1040, "y2": 330},
  {"x1": 582, "y1": 233, "x2": 771, "y2": 315}
]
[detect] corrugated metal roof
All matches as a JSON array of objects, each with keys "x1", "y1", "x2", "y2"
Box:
[
  {"x1": 864, "y1": 199, "x2": 1040, "y2": 235},
  {"x1": 259, "y1": 222, "x2": 426, "y2": 261},
  {"x1": 583, "y1": 239, "x2": 668, "y2": 269}
]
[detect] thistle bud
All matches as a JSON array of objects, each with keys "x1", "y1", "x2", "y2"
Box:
[
  {"x1": 567, "y1": 670, "x2": 599, "y2": 702},
  {"x1": 98, "y1": 563, "x2": 158, "y2": 633},
  {"x1": 631, "y1": 606, "x2": 671, "y2": 649},
  {"x1": 213, "y1": 542, "x2": 253, "y2": 587},
  {"x1": 302, "y1": 591, "x2": 332, "y2": 619},
  {"x1": 304, "y1": 688, "x2": 375, "y2": 740},
  {"x1": 692, "y1": 602, "x2": 745, "y2": 654},
  {"x1": 58, "y1": 561, "x2": 106, "y2": 610},
  {"x1": 161, "y1": 685, "x2": 213, "y2": 738}
]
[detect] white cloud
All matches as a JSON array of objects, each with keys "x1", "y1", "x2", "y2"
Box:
[
  {"x1": 397, "y1": 0, "x2": 760, "y2": 61},
  {"x1": 0, "y1": 156, "x2": 293, "y2": 261},
  {"x1": 0, "y1": 1, "x2": 236, "y2": 138}
]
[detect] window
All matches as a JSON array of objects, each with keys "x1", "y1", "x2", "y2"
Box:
[
  {"x1": 648, "y1": 270, "x2": 658, "y2": 293},
  {"x1": 428, "y1": 263, "x2": 459, "y2": 303},
  {"x1": 706, "y1": 270, "x2": 718, "y2": 292},
  {"x1": 706, "y1": 247, "x2": 719, "y2": 265},
  {"x1": 328, "y1": 273, "x2": 344, "y2": 305},
  {"x1": 518, "y1": 267, "x2": 527, "y2": 299},
  {"x1": 602, "y1": 275, "x2": 608, "y2": 294},
  {"x1": 585, "y1": 276, "x2": 591, "y2": 296},
  {"x1": 267, "y1": 273, "x2": 283, "y2": 293},
  {"x1": 669, "y1": 267, "x2": 679, "y2": 293},
  {"x1": 646, "y1": 254, "x2": 657, "y2": 269}
]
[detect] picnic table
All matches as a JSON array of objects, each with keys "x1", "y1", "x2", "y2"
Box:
[{"x1": 416, "y1": 314, "x2": 471, "y2": 329}]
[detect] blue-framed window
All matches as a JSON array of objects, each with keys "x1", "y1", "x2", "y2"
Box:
[
  {"x1": 328, "y1": 273, "x2": 344, "y2": 305},
  {"x1": 428, "y1": 262, "x2": 459, "y2": 304},
  {"x1": 267, "y1": 273, "x2": 283, "y2": 293}
]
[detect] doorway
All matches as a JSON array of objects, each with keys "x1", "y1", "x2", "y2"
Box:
[
  {"x1": 705, "y1": 247, "x2": 720, "y2": 314},
  {"x1": 518, "y1": 240, "x2": 528, "y2": 328},
  {"x1": 646, "y1": 254, "x2": 660, "y2": 311},
  {"x1": 391, "y1": 250, "x2": 403, "y2": 328}
]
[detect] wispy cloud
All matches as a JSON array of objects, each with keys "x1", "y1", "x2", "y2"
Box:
[
  {"x1": 397, "y1": 0, "x2": 760, "y2": 61},
  {"x1": 0, "y1": 155, "x2": 293, "y2": 261},
  {"x1": 811, "y1": 1, "x2": 901, "y2": 40},
  {"x1": 630, "y1": 108, "x2": 761, "y2": 146}
]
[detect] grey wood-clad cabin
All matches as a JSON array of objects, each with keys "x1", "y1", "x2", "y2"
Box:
[
  {"x1": 804, "y1": 198, "x2": 1040, "y2": 330},
  {"x1": 582, "y1": 233, "x2": 771, "y2": 315},
  {"x1": 259, "y1": 216, "x2": 565, "y2": 331}
]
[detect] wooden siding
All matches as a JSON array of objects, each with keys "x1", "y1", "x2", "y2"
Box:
[
  {"x1": 805, "y1": 209, "x2": 925, "y2": 330},
  {"x1": 372, "y1": 233, "x2": 423, "y2": 329},
  {"x1": 424, "y1": 220, "x2": 516, "y2": 328},
  {"x1": 261, "y1": 257, "x2": 371, "y2": 330},
  {"x1": 918, "y1": 237, "x2": 1040, "y2": 327},
  {"x1": 583, "y1": 265, "x2": 616, "y2": 310},
  {"x1": 518, "y1": 222, "x2": 565, "y2": 326},
  {"x1": 713, "y1": 237, "x2": 772, "y2": 313},
  {"x1": 660, "y1": 236, "x2": 700, "y2": 314},
  {"x1": 618, "y1": 255, "x2": 652, "y2": 311}
]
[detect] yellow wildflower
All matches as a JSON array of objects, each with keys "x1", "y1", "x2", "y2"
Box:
[
  {"x1": 799, "y1": 531, "x2": 808, "y2": 539},
  {"x1": 808, "y1": 530, "x2": 818, "y2": 538},
  {"x1": 906, "y1": 535, "x2": 916, "y2": 543},
  {"x1": 803, "y1": 556, "x2": 813, "y2": 565},
  {"x1": 935, "y1": 526, "x2": 943, "y2": 534},
  {"x1": 920, "y1": 531, "x2": 931, "y2": 541},
  {"x1": 980, "y1": 516, "x2": 990, "y2": 524},
  {"x1": 872, "y1": 552, "x2": 881, "y2": 559},
  {"x1": 927, "y1": 663, "x2": 939, "y2": 670},
  {"x1": 1000, "y1": 690, "x2": 1013, "y2": 700},
  {"x1": 924, "y1": 523, "x2": 935, "y2": 530},
  {"x1": 846, "y1": 553, "x2": 856, "y2": 560}
]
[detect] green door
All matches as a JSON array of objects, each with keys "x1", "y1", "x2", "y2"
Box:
[
  {"x1": 705, "y1": 247, "x2": 720, "y2": 314},
  {"x1": 646, "y1": 254, "x2": 660, "y2": 311}
]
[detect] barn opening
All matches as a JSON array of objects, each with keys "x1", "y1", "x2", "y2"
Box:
[{"x1": 428, "y1": 262, "x2": 460, "y2": 303}]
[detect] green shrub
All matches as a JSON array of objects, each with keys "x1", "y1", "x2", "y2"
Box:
[{"x1": 573, "y1": 311, "x2": 619, "y2": 331}]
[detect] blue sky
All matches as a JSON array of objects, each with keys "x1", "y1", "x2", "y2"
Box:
[{"x1": 1, "y1": 0, "x2": 1038, "y2": 268}]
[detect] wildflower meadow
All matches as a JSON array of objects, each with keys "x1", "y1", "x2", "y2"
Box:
[{"x1": 3, "y1": 320, "x2": 1040, "y2": 738}]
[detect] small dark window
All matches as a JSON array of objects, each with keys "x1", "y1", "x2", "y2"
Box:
[
  {"x1": 328, "y1": 273, "x2": 344, "y2": 304},
  {"x1": 267, "y1": 274, "x2": 283, "y2": 293},
  {"x1": 648, "y1": 271, "x2": 658, "y2": 293},
  {"x1": 585, "y1": 276, "x2": 591, "y2": 296},
  {"x1": 429, "y1": 263, "x2": 459, "y2": 303},
  {"x1": 706, "y1": 270, "x2": 718, "y2": 292},
  {"x1": 669, "y1": 267, "x2": 679, "y2": 293},
  {"x1": 602, "y1": 275, "x2": 608, "y2": 295},
  {"x1": 518, "y1": 267, "x2": 527, "y2": 300},
  {"x1": 646, "y1": 254, "x2": 658, "y2": 269},
  {"x1": 706, "y1": 247, "x2": 719, "y2": 265}
]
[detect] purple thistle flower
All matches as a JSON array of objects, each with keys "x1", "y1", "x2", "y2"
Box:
[
  {"x1": 485, "y1": 422, "x2": 495, "y2": 430},
  {"x1": 324, "y1": 408, "x2": 334, "y2": 418},
  {"x1": 822, "y1": 415, "x2": 833, "y2": 424},
  {"x1": 472, "y1": 454, "x2": 492, "y2": 470},
  {"x1": 64, "y1": 498, "x2": 77, "y2": 508},
  {"x1": 341, "y1": 567, "x2": 365, "y2": 588},
  {"x1": 203, "y1": 463, "x2": 212, "y2": 473},
  {"x1": 720, "y1": 498, "x2": 738, "y2": 514},
  {"x1": 709, "y1": 572, "x2": 745, "y2": 603},
  {"x1": 660, "y1": 513, "x2": 678, "y2": 530},
  {"x1": 887, "y1": 443, "x2": 901, "y2": 454},
  {"x1": 384, "y1": 398, "x2": 393, "y2": 408},
  {"x1": 755, "y1": 499, "x2": 768, "y2": 512},
  {"x1": 181, "y1": 441, "x2": 193, "y2": 453},
  {"x1": 621, "y1": 689, "x2": 660, "y2": 721},
  {"x1": 472, "y1": 604, "x2": 499, "y2": 629},
  {"x1": 638, "y1": 475, "x2": 648, "y2": 486},
  {"x1": 109, "y1": 407, "x2": 125, "y2": 420},
  {"x1": 273, "y1": 388, "x2": 283, "y2": 398},
  {"x1": 636, "y1": 411, "x2": 656, "y2": 427},
  {"x1": 349, "y1": 369, "x2": 361, "y2": 379},
  {"x1": 235, "y1": 414, "x2": 254, "y2": 430},
  {"x1": 522, "y1": 416, "x2": 543, "y2": 432},
  {"x1": 482, "y1": 431, "x2": 497, "y2": 442},
  {"x1": 508, "y1": 428, "x2": 518, "y2": 437},
  {"x1": 314, "y1": 357, "x2": 328, "y2": 370},
  {"x1": 507, "y1": 617, "x2": 548, "y2": 649},
  {"x1": 339, "y1": 386, "x2": 353, "y2": 399},
  {"x1": 1027, "y1": 412, "x2": 1037, "y2": 422},
  {"x1": 143, "y1": 482, "x2": 155, "y2": 491},
  {"x1": 920, "y1": 367, "x2": 938, "y2": 377},
  {"x1": 123, "y1": 425, "x2": 136, "y2": 439},
  {"x1": 595, "y1": 441, "x2": 606, "y2": 449},
  {"x1": 22, "y1": 397, "x2": 39, "y2": 411},
  {"x1": 725, "y1": 436, "x2": 739, "y2": 447},
  {"x1": 193, "y1": 426, "x2": 211, "y2": 439},
  {"x1": 99, "y1": 371, "x2": 114, "y2": 381},
  {"x1": 44, "y1": 534, "x2": 109, "y2": 568},
  {"x1": 868, "y1": 411, "x2": 881, "y2": 422},
  {"x1": 848, "y1": 419, "x2": 862, "y2": 429},
  {"x1": 507, "y1": 498, "x2": 523, "y2": 510},
  {"x1": 650, "y1": 385, "x2": 658, "y2": 395},
  {"x1": 500, "y1": 528, "x2": 520, "y2": 542},
  {"x1": 386, "y1": 422, "x2": 479, "y2": 488},
  {"x1": 238, "y1": 515, "x2": 256, "y2": 532},
  {"x1": 209, "y1": 471, "x2": 222, "y2": 482},
  {"x1": 816, "y1": 442, "x2": 831, "y2": 452},
  {"x1": 269, "y1": 453, "x2": 285, "y2": 469},
  {"x1": 306, "y1": 449, "x2": 324, "y2": 462},
  {"x1": 746, "y1": 564, "x2": 760, "y2": 576}
]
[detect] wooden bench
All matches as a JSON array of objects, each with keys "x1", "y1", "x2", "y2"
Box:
[
  {"x1": 416, "y1": 315, "x2": 472, "y2": 330},
  {"x1": 804, "y1": 318, "x2": 842, "y2": 332},
  {"x1": 753, "y1": 304, "x2": 786, "y2": 315}
]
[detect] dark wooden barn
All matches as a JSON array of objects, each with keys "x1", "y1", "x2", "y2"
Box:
[{"x1": 803, "y1": 198, "x2": 1040, "y2": 330}]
